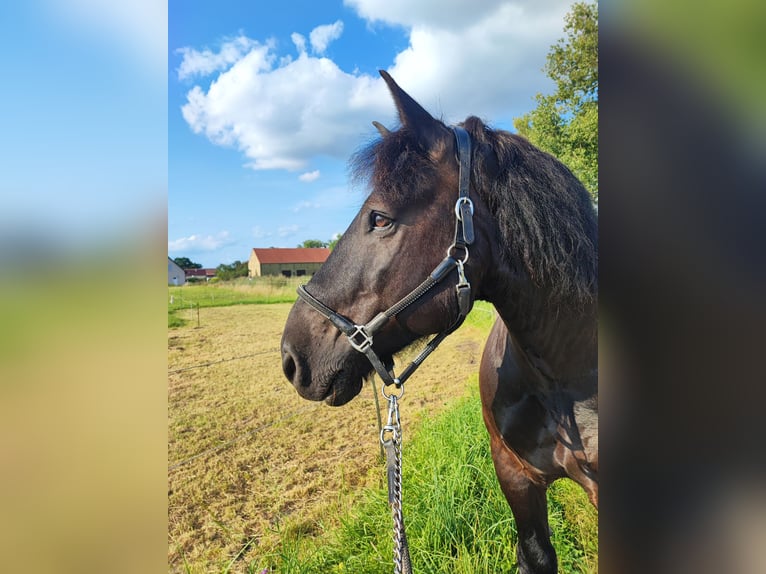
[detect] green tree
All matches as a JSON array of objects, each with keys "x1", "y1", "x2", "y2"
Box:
[
  {"x1": 215, "y1": 260, "x2": 248, "y2": 281},
  {"x1": 327, "y1": 233, "x2": 341, "y2": 251},
  {"x1": 514, "y1": 1, "x2": 598, "y2": 201},
  {"x1": 298, "y1": 239, "x2": 327, "y2": 248},
  {"x1": 173, "y1": 256, "x2": 202, "y2": 269}
]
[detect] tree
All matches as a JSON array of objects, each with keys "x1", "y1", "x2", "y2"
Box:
[
  {"x1": 327, "y1": 233, "x2": 341, "y2": 251},
  {"x1": 215, "y1": 260, "x2": 248, "y2": 281},
  {"x1": 298, "y1": 239, "x2": 327, "y2": 248},
  {"x1": 514, "y1": 1, "x2": 598, "y2": 201},
  {"x1": 173, "y1": 256, "x2": 202, "y2": 269}
]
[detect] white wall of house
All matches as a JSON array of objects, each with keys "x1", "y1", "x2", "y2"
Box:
[{"x1": 168, "y1": 258, "x2": 186, "y2": 286}]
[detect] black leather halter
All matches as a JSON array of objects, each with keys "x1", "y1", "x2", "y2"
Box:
[{"x1": 296, "y1": 126, "x2": 475, "y2": 388}]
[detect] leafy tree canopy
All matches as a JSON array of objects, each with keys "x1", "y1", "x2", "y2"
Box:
[
  {"x1": 298, "y1": 239, "x2": 328, "y2": 248},
  {"x1": 215, "y1": 260, "x2": 248, "y2": 281},
  {"x1": 173, "y1": 256, "x2": 202, "y2": 269},
  {"x1": 514, "y1": 1, "x2": 598, "y2": 201}
]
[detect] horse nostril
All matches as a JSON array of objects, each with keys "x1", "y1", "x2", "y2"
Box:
[
  {"x1": 282, "y1": 347, "x2": 298, "y2": 383},
  {"x1": 282, "y1": 347, "x2": 297, "y2": 383}
]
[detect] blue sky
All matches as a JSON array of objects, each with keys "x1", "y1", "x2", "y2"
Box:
[{"x1": 169, "y1": 0, "x2": 576, "y2": 268}]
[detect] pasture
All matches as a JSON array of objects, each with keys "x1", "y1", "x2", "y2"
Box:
[{"x1": 168, "y1": 282, "x2": 597, "y2": 572}]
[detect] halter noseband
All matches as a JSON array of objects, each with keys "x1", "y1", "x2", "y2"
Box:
[{"x1": 296, "y1": 126, "x2": 475, "y2": 389}]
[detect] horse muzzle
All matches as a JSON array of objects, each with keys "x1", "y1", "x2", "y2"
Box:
[{"x1": 280, "y1": 338, "x2": 365, "y2": 406}]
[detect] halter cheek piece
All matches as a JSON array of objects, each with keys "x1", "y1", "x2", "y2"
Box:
[{"x1": 296, "y1": 126, "x2": 475, "y2": 389}]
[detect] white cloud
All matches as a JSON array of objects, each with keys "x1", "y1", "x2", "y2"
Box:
[
  {"x1": 278, "y1": 225, "x2": 301, "y2": 237},
  {"x1": 180, "y1": 52, "x2": 389, "y2": 170},
  {"x1": 292, "y1": 186, "x2": 359, "y2": 214},
  {"x1": 291, "y1": 32, "x2": 307, "y2": 54},
  {"x1": 309, "y1": 20, "x2": 344, "y2": 54},
  {"x1": 298, "y1": 170, "x2": 321, "y2": 182},
  {"x1": 168, "y1": 231, "x2": 234, "y2": 252},
  {"x1": 345, "y1": 0, "x2": 503, "y2": 30},
  {"x1": 178, "y1": 0, "x2": 571, "y2": 173},
  {"x1": 252, "y1": 226, "x2": 272, "y2": 239},
  {"x1": 177, "y1": 35, "x2": 263, "y2": 80},
  {"x1": 293, "y1": 200, "x2": 321, "y2": 212}
]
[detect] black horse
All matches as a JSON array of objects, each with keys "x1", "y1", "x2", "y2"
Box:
[{"x1": 281, "y1": 71, "x2": 597, "y2": 574}]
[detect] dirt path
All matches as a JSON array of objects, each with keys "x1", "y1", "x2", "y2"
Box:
[{"x1": 168, "y1": 303, "x2": 493, "y2": 572}]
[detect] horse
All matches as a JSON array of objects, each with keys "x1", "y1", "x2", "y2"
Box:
[{"x1": 280, "y1": 70, "x2": 598, "y2": 574}]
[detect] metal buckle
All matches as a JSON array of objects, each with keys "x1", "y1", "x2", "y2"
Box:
[
  {"x1": 348, "y1": 325, "x2": 373, "y2": 352},
  {"x1": 454, "y1": 197, "x2": 474, "y2": 220}
]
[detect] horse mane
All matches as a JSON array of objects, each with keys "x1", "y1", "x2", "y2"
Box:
[
  {"x1": 462, "y1": 116, "x2": 597, "y2": 307},
  {"x1": 349, "y1": 116, "x2": 597, "y2": 307}
]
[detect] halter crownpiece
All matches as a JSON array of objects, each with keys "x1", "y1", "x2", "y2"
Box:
[
  {"x1": 296, "y1": 126, "x2": 475, "y2": 388},
  {"x1": 453, "y1": 125, "x2": 475, "y2": 246}
]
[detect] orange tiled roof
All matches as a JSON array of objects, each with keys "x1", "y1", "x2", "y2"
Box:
[{"x1": 251, "y1": 247, "x2": 330, "y2": 264}]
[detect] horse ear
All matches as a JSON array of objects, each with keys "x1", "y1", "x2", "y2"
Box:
[
  {"x1": 372, "y1": 121, "x2": 390, "y2": 137},
  {"x1": 379, "y1": 70, "x2": 447, "y2": 148}
]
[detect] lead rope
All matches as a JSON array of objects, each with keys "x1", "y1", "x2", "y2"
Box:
[{"x1": 380, "y1": 386, "x2": 412, "y2": 574}]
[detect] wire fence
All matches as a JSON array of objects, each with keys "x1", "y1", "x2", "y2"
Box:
[
  {"x1": 169, "y1": 345, "x2": 293, "y2": 470},
  {"x1": 168, "y1": 277, "x2": 303, "y2": 312},
  {"x1": 168, "y1": 348, "x2": 281, "y2": 374},
  {"x1": 168, "y1": 403, "x2": 320, "y2": 471},
  {"x1": 168, "y1": 300, "x2": 496, "y2": 477},
  {"x1": 167, "y1": 348, "x2": 385, "y2": 474}
]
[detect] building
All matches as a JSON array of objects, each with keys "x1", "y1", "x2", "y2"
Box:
[
  {"x1": 184, "y1": 268, "x2": 217, "y2": 281},
  {"x1": 248, "y1": 247, "x2": 330, "y2": 278},
  {"x1": 168, "y1": 257, "x2": 186, "y2": 286}
]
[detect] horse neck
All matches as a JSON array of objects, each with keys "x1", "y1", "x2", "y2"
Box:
[{"x1": 483, "y1": 265, "x2": 598, "y2": 386}]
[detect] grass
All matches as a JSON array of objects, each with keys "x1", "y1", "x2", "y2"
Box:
[
  {"x1": 168, "y1": 303, "x2": 495, "y2": 572},
  {"x1": 167, "y1": 276, "x2": 498, "y2": 329},
  {"x1": 168, "y1": 296, "x2": 596, "y2": 573},
  {"x1": 168, "y1": 277, "x2": 302, "y2": 328},
  {"x1": 251, "y1": 383, "x2": 597, "y2": 573}
]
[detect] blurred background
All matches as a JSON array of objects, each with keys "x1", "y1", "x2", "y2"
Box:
[
  {"x1": 599, "y1": 1, "x2": 765, "y2": 573},
  {"x1": 0, "y1": 1, "x2": 167, "y2": 572}
]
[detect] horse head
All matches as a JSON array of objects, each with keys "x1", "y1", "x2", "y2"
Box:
[{"x1": 280, "y1": 71, "x2": 499, "y2": 406}]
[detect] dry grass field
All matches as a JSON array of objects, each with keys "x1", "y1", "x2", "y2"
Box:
[{"x1": 168, "y1": 302, "x2": 496, "y2": 572}]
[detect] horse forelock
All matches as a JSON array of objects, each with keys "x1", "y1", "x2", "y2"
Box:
[{"x1": 349, "y1": 128, "x2": 438, "y2": 207}]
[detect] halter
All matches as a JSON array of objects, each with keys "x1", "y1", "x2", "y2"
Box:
[{"x1": 296, "y1": 126, "x2": 475, "y2": 390}]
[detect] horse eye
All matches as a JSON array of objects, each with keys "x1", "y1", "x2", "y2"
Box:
[{"x1": 371, "y1": 212, "x2": 393, "y2": 229}]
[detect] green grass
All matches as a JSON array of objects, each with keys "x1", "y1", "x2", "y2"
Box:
[
  {"x1": 252, "y1": 381, "x2": 597, "y2": 573},
  {"x1": 463, "y1": 300, "x2": 496, "y2": 331},
  {"x1": 168, "y1": 277, "x2": 302, "y2": 327},
  {"x1": 168, "y1": 279, "x2": 498, "y2": 330}
]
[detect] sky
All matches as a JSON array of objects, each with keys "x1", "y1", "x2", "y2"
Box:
[{"x1": 169, "y1": 0, "x2": 577, "y2": 268}]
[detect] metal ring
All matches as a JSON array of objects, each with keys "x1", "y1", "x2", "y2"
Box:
[
  {"x1": 380, "y1": 425, "x2": 399, "y2": 444},
  {"x1": 381, "y1": 380, "x2": 404, "y2": 399},
  {"x1": 454, "y1": 197, "x2": 474, "y2": 220},
  {"x1": 446, "y1": 243, "x2": 469, "y2": 264}
]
